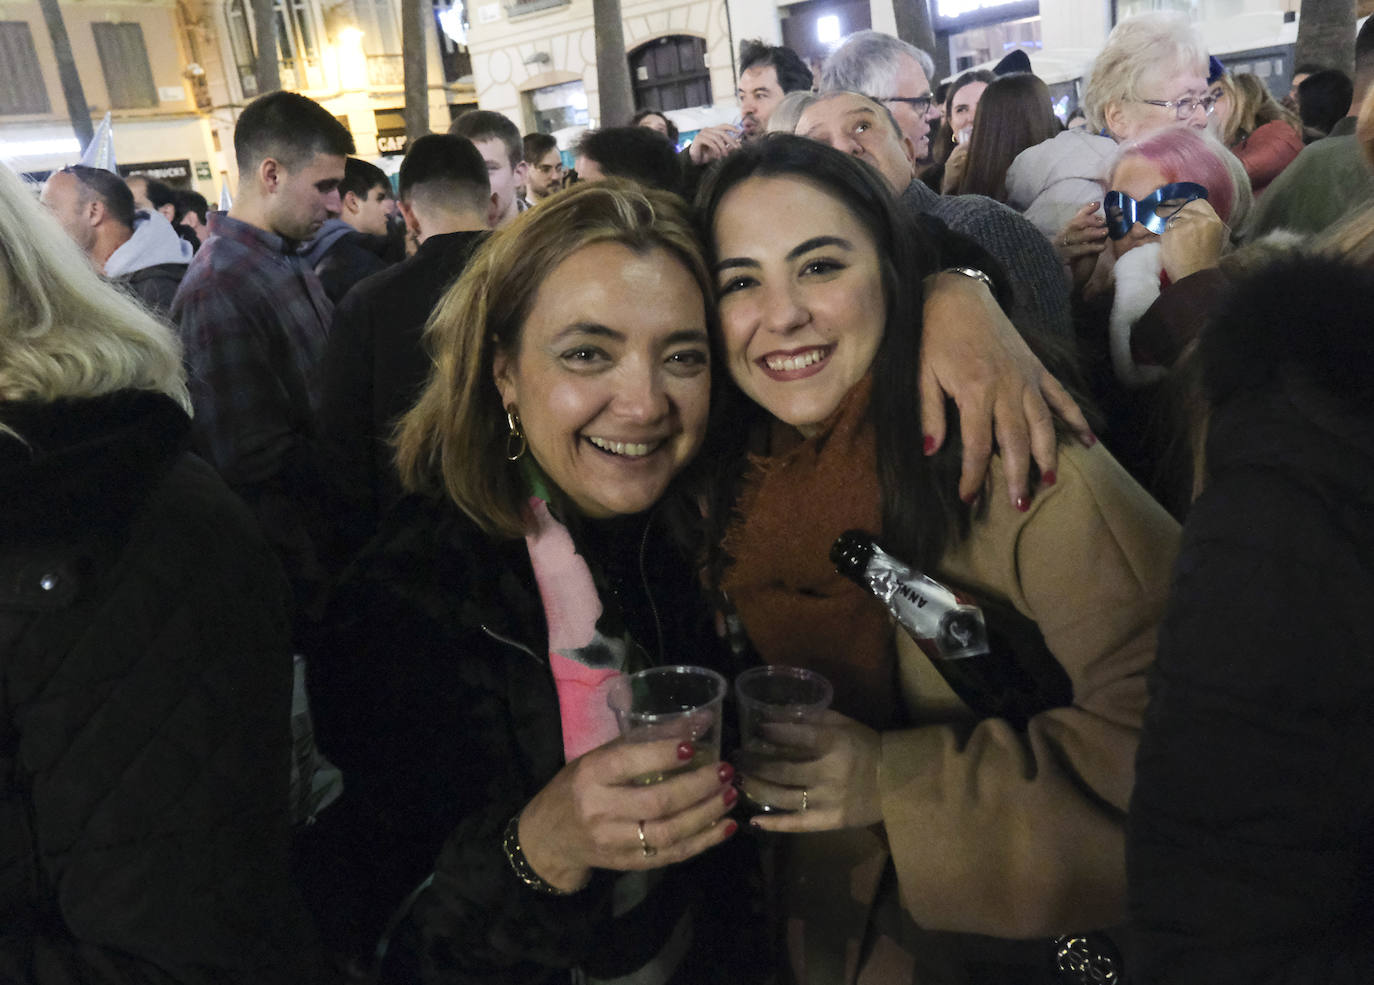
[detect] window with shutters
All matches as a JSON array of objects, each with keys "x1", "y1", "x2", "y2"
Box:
[
  {"x1": 629, "y1": 36, "x2": 711, "y2": 113},
  {"x1": 92, "y1": 22, "x2": 159, "y2": 109},
  {"x1": 0, "y1": 22, "x2": 52, "y2": 115}
]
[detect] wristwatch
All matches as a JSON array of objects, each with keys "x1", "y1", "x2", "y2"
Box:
[{"x1": 941, "y1": 266, "x2": 996, "y2": 293}]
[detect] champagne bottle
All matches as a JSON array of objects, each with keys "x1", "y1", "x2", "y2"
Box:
[
  {"x1": 830, "y1": 530, "x2": 1071, "y2": 729},
  {"x1": 833, "y1": 532, "x2": 1118, "y2": 984}
]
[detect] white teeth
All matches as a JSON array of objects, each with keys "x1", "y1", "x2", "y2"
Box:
[
  {"x1": 588, "y1": 436, "x2": 659, "y2": 457},
  {"x1": 765, "y1": 348, "x2": 827, "y2": 372}
]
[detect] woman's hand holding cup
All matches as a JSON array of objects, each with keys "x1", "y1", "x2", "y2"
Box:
[
  {"x1": 738, "y1": 710, "x2": 884, "y2": 833},
  {"x1": 518, "y1": 737, "x2": 739, "y2": 892}
]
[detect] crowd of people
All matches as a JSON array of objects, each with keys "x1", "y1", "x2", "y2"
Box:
[{"x1": 2, "y1": 10, "x2": 1372, "y2": 985}]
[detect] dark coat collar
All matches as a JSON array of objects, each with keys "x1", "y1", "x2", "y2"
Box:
[{"x1": 0, "y1": 391, "x2": 190, "y2": 543}]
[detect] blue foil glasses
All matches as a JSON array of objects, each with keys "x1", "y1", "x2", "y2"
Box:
[{"x1": 1104, "y1": 182, "x2": 1209, "y2": 240}]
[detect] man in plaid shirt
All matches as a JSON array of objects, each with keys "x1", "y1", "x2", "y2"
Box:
[{"x1": 172, "y1": 91, "x2": 354, "y2": 629}]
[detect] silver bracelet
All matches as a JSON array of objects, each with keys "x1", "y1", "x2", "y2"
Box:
[
  {"x1": 941, "y1": 266, "x2": 995, "y2": 292},
  {"x1": 502, "y1": 812, "x2": 579, "y2": 896}
]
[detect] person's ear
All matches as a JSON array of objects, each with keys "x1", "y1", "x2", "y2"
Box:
[
  {"x1": 158, "y1": 202, "x2": 176, "y2": 221},
  {"x1": 398, "y1": 198, "x2": 420, "y2": 238},
  {"x1": 259, "y1": 157, "x2": 283, "y2": 194},
  {"x1": 343, "y1": 190, "x2": 362, "y2": 217},
  {"x1": 486, "y1": 192, "x2": 501, "y2": 228},
  {"x1": 1103, "y1": 101, "x2": 1130, "y2": 140},
  {"x1": 492, "y1": 347, "x2": 517, "y2": 409},
  {"x1": 899, "y1": 134, "x2": 917, "y2": 170},
  {"x1": 86, "y1": 197, "x2": 106, "y2": 228},
  {"x1": 514, "y1": 160, "x2": 530, "y2": 184}
]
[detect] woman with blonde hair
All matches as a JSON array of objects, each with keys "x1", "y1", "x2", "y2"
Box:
[
  {"x1": 1008, "y1": 12, "x2": 1214, "y2": 239},
  {"x1": 1210, "y1": 71, "x2": 1303, "y2": 195},
  {"x1": 301, "y1": 180, "x2": 764, "y2": 983},
  {"x1": 0, "y1": 163, "x2": 319, "y2": 980}
]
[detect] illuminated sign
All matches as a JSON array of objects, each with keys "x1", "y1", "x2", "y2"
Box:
[
  {"x1": 934, "y1": 0, "x2": 1038, "y2": 29},
  {"x1": 938, "y1": 0, "x2": 1025, "y2": 14}
]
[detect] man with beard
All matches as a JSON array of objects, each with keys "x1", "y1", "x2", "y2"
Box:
[{"x1": 737, "y1": 39, "x2": 814, "y2": 141}]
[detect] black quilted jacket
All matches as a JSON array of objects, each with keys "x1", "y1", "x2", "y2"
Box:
[
  {"x1": 1128, "y1": 256, "x2": 1374, "y2": 983},
  {"x1": 0, "y1": 390, "x2": 321, "y2": 984},
  {"x1": 299, "y1": 492, "x2": 768, "y2": 984}
]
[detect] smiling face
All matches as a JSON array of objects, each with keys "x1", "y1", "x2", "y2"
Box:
[
  {"x1": 1108, "y1": 153, "x2": 1171, "y2": 259},
  {"x1": 738, "y1": 64, "x2": 785, "y2": 139},
  {"x1": 948, "y1": 80, "x2": 987, "y2": 139},
  {"x1": 796, "y1": 92, "x2": 917, "y2": 194},
  {"x1": 493, "y1": 242, "x2": 711, "y2": 519},
  {"x1": 713, "y1": 176, "x2": 886, "y2": 436},
  {"x1": 267, "y1": 151, "x2": 345, "y2": 241}
]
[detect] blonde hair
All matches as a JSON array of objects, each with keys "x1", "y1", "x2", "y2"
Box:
[
  {"x1": 1084, "y1": 12, "x2": 1208, "y2": 134},
  {"x1": 0, "y1": 164, "x2": 189, "y2": 435},
  {"x1": 394, "y1": 179, "x2": 713, "y2": 538},
  {"x1": 1216, "y1": 72, "x2": 1301, "y2": 147}
]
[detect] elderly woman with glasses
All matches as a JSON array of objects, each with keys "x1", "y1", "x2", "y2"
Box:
[{"x1": 1006, "y1": 12, "x2": 1218, "y2": 244}]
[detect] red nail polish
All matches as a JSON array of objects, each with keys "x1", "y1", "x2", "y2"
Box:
[
  {"x1": 1041, "y1": 470, "x2": 1057, "y2": 487},
  {"x1": 723, "y1": 786, "x2": 739, "y2": 807},
  {"x1": 677, "y1": 742, "x2": 695, "y2": 761},
  {"x1": 1086, "y1": 432, "x2": 1098, "y2": 447},
  {"x1": 724, "y1": 820, "x2": 739, "y2": 837},
  {"x1": 1015, "y1": 495, "x2": 1031, "y2": 512},
  {"x1": 961, "y1": 489, "x2": 978, "y2": 505},
  {"x1": 923, "y1": 434, "x2": 936, "y2": 455},
  {"x1": 717, "y1": 762, "x2": 735, "y2": 784}
]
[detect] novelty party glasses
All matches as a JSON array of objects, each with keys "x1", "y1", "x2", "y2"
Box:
[{"x1": 1104, "y1": 182, "x2": 1209, "y2": 240}]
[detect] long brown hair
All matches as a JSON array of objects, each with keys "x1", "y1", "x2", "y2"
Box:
[
  {"x1": 1215, "y1": 72, "x2": 1301, "y2": 147},
  {"x1": 956, "y1": 74, "x2": 1060, "y2": 200}
]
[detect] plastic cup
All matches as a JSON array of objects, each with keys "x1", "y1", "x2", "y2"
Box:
[
  {"x1": 734, "y1": 666, "x2": 833, "y2": 812},
  {"x1": 607, "y1": 666, "x2": 726, "y2": 783}
]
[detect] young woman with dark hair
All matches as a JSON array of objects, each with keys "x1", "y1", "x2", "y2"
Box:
[
  {"x1": 955, "y1": 73, "x2": 1061, "y2": 201},
  {"x1": 697, "y1": 134, "x2": 1179, "y2": 983}
]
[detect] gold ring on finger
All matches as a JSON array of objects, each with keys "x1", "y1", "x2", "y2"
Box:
[{"x1": 637, "y1": 819, "x2": 657, "y2": 858}]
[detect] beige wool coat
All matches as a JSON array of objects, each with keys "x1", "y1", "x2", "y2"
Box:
[{"x1": 774, "y1": 440, "x2": 1180, "y2": 984}]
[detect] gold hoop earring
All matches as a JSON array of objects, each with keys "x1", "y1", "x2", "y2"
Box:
[{"x1": 505, "y1": 407, "x2": 527, "y2": 462}]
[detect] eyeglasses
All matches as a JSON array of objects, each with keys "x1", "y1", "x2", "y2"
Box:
[
  {"x1": 1139, "y1": 95, "x2": 1218, "y2": 120},
  {"x1": 877, "y1": 94, "x2": 935, "y2": 115}
]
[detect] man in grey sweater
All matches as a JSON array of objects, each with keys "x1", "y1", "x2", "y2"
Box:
[{"x1": 810, "y1": 32, "x2": 1072, "y2": 347}]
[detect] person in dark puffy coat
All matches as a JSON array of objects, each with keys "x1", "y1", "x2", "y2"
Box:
[
  {"x1": 1128, "y1": 253, "x2": 1374, "y2": 983},
  {"x1": 0, "y1": 163, "x2": 320, "y2": 984}
]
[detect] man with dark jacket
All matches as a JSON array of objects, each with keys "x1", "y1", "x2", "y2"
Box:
[
  {"x1": 301, "y1": 156, "x2": 396, "y2": 303},
  {"x1": 40, "y1": 165, "x2": 191, "y2": 316},
  {"x1": 315, "y1": 133, "x2": 489, "y2": 564}
]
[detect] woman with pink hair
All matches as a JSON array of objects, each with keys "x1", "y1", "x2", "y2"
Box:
[
  {"x1": 1101, "y1": 126, "x2": 1241, "y2": 386},
  {"x1": 1064, "y1": 126, "x2": 1242, "y2": 505}
]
